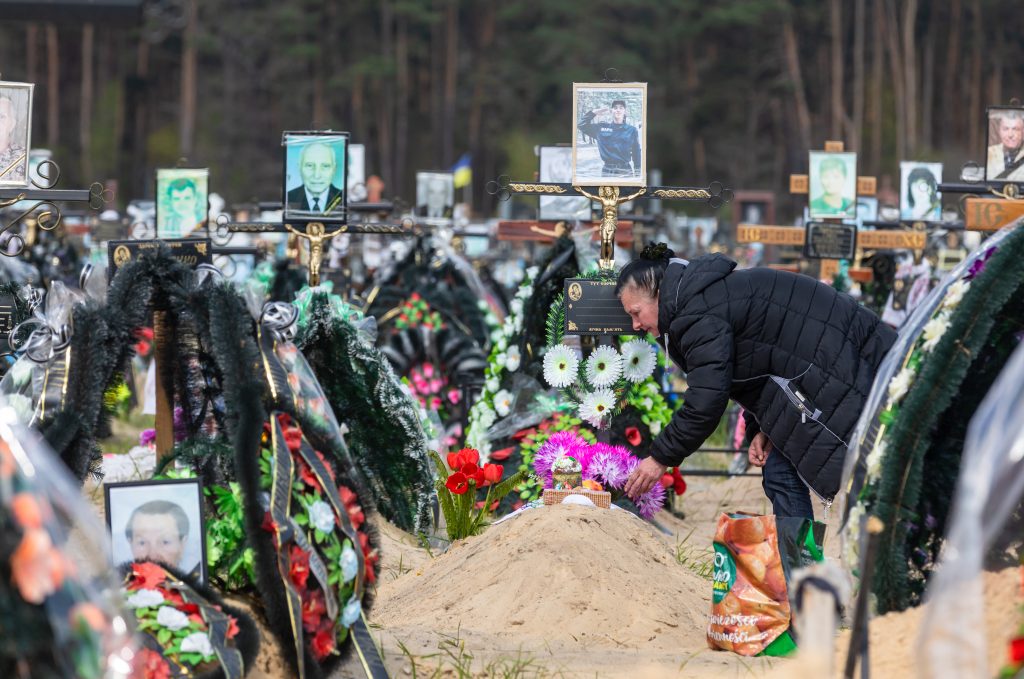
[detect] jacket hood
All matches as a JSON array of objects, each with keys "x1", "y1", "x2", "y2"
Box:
[{"x1": 657, "y1": 253, "x2": 737, "y2": 336}]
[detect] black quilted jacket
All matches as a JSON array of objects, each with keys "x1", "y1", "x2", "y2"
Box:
[{"x1": 650, "y1": 254, "x2": 896, "y2": 501}]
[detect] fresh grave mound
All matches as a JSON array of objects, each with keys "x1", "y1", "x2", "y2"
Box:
[{"x1": 373, "y1": 504, "x2": 712, "y2": 650}]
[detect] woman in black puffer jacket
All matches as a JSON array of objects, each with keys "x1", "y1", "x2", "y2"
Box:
[{"x1": 618, "y1": 243, "x2": 895, "y2": 518}]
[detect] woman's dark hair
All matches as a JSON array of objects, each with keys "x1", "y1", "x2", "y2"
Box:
[
  {"x1": 615, "y1": 242, "x2": 675, "y2": 298},
  {"x1": 906, "y1": 167, "x2": 938, "y2": 208}
]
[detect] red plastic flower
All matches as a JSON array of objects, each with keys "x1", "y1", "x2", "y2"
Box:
[
  {"x1": 490, "y1": 447, "x2": 513, "y2": 461},
  {"x1": 261, "y1": 511, "x2": 277, "y2": 535},
  {"x1": 311, "y1": 619, "x2": 337, "y2": 660},
  {"x1": 660, "y1": 473, "x2": 674, "y2": 489},
  {"x1": 482, "y1": 463, "x2": 503, "y2": 485},
  {"x1": 138, "y1": 647, "x2": 171, "y2": 679},
  {"x1": 447, "y1": 448, "x2": 479, "y2": 471},
  {"x1": 1011, "y1": 637, "x2": 1024, "y2": 664},
  {"x1": 301, "y1": 589, "x2": 327, "y2": 633},
  {"x1": 445, "y1": 472, "x2": 469, "y2": 495},
  {"x1": 226, "y1": 615, "x2": 240, "y2": 640},
  {"x1": 474, "y1": 500, "x2": 500, "y2": 512},
  {"x1": 296, "y1": 457, "x2": 319, "y2": 489},
  {"x1": 289, "y1": 546, "x2": 310, "y2": 590},
  {"x1": 625, "y1": 426, "x2": 642, "y2": 447},
  {"x1": 460, "y1": 463, "x2": 485, "y2": 487},
  {"x1": 128, "y1": 561, "x2": 167, "y2": 591},
  {"x1": 159, "y1": 587, "x2": 184, "y2": 607},
  {"x1": 671, "y1": 468, "x2": 687, "y2": 496}
]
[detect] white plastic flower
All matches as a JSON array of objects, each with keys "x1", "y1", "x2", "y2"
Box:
[
  {"x1": 865, "y1": 441, "x2": 886, "y2": 479},
  {"x1": 650, "y1": 420, "x2": 662, "y2": 436},
  {"x1": 621, "y1": 339, "x2": 656, "y2": 383},
  {"x1": 494, "y1": 389, "x2": 513, "y2": 417},
  {"x1": 578, "y1": 389, "x2": 616, "y2": 428},
  {"x1": 486, "y1": 377, "x2": 500, "y2": 393},
  {"x1": 341, "y1": 597, "x2": 362, "y2": 628},
  {"x1": 516, "y1": 284, "x2": 532, "y2": 299},
  {"x1": 126, "y1": 589, "x2": 164, "y2": 609},
  {"x1": 475, "y1": 403, "x2": 496, "y2": 430},
  {"x1": 886, "y1": 366, "x2": 915, "y2": 405},
  {"x1": 156, "y1": 606, "x2": 189, "y2": 631},
  {"x1": 506, "y1": 345, "x2": 521, "y2": 372},
  {"x1": 921, "y1": 312, "x2": 951, "y2": 352},
  {"x1": 495, "y1": 335, "x2": 507, "y2": 352},
  {"x1": 585, "y1": 346, "x2": 623, "y2": 387},
  {"x1": 543, "y1": 345, "x2": 579, "y2": 388},
  {"x1": 308, "y1": 500, "x2": 336, "y2": 533},
  {"x1": 340, "y1": 545, "x2": 359, "y2": 583},
  {"x1": 180, "y1": 631, "x2": 214, "y2": 658},
  {"x1": 526, "y1": 266, "x2": 539, "y2": 279},
  {"x1": 510, "y1": 298, "x2": 524, "y2": 316},
  {"x1": 941, "y1": 280, "x2": 970, "y2": 310},
  {"x1": 494, "y1": 353, "x2": 507, "y2": 370}
]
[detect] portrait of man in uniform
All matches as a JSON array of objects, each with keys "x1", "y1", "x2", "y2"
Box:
[
  {"x1": 572, "y1": 82, "x2": 647, "y2": 187},
  {"x1": 985, "y1": 107, "x2": 1024, "y2": 182}
]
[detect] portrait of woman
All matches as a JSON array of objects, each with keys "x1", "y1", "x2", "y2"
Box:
[{"x1": 900, "y1": 162, "x2": 942, "y2": 221}]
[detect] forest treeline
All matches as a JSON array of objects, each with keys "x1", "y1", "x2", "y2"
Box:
[{"x1": 0, "y1": 0, "x2": 1020, "y2": 221}]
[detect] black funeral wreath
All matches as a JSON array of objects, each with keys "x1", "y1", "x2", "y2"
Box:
[{"x1": 36, "y1": 250, "x2": 380, "y2": 678}]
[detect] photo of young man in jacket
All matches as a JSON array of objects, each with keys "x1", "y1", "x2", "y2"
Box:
[{"x1": 617, "y1": 243, "x2": 896, "y2": 518}]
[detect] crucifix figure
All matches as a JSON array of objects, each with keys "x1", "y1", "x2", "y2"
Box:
[
  {"x1": 574, "y1": 185, "x2": 647, "y2": 269},
  {"x1": 285, "y1": 221, "x2": 345, "y2": 286}
]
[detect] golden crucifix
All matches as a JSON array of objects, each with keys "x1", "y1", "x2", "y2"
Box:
[
  {"x1": 574, "y1": 185, "x2": 646, "y2": 269},
  {"x1": 285, "y1": 221, "x2": 346, "y2": 286}
]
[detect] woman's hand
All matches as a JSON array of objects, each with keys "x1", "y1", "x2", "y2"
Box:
[
  {"x1": 624, "y1": 456, "x2": 668, "y2": 500},
  {"x1": 748, "y1": 432, "x2": 771, "y2": 467}
]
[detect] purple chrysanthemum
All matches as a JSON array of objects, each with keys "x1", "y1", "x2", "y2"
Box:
[
  {"x1": 582, "y1": 444, "x2": 632, "y2": 488},
  {"x1": 534, "y1": 431, "x2": 589, "y2": 487},
  {"x1": 634, "y1": 481, "x2": 667, "y2": 519}
]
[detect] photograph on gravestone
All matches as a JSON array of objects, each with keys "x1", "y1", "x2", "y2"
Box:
[
  {"x1": 155, "y1": 167, "x2": 210, "y2": 239},
  {"x1": 347, "y1": 143, "x2": 367, "y2": 202},
  {"x1": 282, "y1": 130, "x2": 349, "y2": 223},
  {"x1": 572, "y1": 82, "x2": 647, "y2": 187},
  {"x1": 538, "y1": 146, "x2": 592, "y2": 222},
  {"x1": 563, "y1": 277, "x2": 633, "y2": 335},
  {"x1": 804, "y1": 222, "x2": 856, "y2": 260},
  {"x1": 985, "y1": 105, "x2": 1024, "y2": 183},
  {"x1": 899, "y1": 162, "x2": 943, "y2": 221},
  {"x1": 809, "y1": 151, "x2": 857, "y2": 219},
  {"x1": 0, "y1": 80, "x2": 33, "y2": 188},
  {"x1": 415, "y1": 171, "x2": 454, "y2": 226},
  {"x1": 107, "y1": 238, "x2": 212, "y2": 282}
]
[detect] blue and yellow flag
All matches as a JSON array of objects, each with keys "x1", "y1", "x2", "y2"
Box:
[{"x1": 451, "y1": 153, "x2": 472, "y2": 189}]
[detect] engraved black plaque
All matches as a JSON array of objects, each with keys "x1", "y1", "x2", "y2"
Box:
[
  {"x1": 563, "y1": 277, "x2": 634, "y2": 335},
  {"x1": 804, "y1": 221, "x2": 857, "y2": 260},
  {"x1": 107, "y1": 238, "x2": 213, "y2": 282}
]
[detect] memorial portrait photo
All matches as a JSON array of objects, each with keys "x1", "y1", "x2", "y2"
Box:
[
  {"x1": 0, "y1": 81, "x2": 33, "y2": 188},
  {"x1": 808, "y1": 151, "x2": 857, "y2": 219},
  {"x1": 899, "y1": 161, "x2": 943, "y2": 221},
  {"x1": 156, "y1": 167, "x2": 209, "y2": 239},
  {"x1": 416, "y1": 171, "x2": 454, "y2": 225},
  {"x1": 572, "y1": 82, "x2": 646, "y2": 187},
  {"x1": 539, "y1": 146, "x2": 591, "y2": 222},
  {"x1": 105, "y1": 478, "x2": 207, "y2": 584},
  {"x1": 283, "y1": 131, "x2": 348, "y2": 223},
  {"x1": 985, "y1": 106, "x2": 1024, "y2": 182}
]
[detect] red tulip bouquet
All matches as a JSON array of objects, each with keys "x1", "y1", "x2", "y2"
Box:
[{"x1": 430, "y1": 448, "x2": 526, "y2": 541}]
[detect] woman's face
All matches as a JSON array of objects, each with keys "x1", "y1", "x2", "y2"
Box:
[{"x1": 619, "y1": 285, "x2": 660, "y2": 337}]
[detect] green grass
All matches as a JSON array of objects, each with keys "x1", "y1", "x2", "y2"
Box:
[{"x1": 395, "y1": 626, "x2": 567, "y2": 679}]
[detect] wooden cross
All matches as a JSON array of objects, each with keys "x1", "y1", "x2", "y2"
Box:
[{"x1": 487, "y1": 176, "x2": 732, "y2": 270}]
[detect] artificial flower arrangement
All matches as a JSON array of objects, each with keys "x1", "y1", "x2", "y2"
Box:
[
  {"x1": 404, "y1": 362, "x2": 462, "y2": 430},
  {"x1": 392, "y1": 292, "x2": 444, "y2": 332},
  {"x1": 465, "y1": 267, "x2": 538, "y2": 460},
  {"x1": 0, "y1": 413, "x2": 136, "y2": 679},
  {"x1": 430, "y1": 447, "x2": 526, "y2": 541},
  {"x1": 845, "y1": 255, "x2": 981, "y2": 569},
  {"x1": 508, "y1": 412, "x2": 597, "y2": 506},
  {"x1": 254, "y1": 413, "x2": 377, "y2": 664},
  {"x1": 542, "y1": 337, "x2": 657, "y2": 429},
  {"x1": 123, "y1": 561, "x2": 258, "y2": 679},
  {"x1": 532, "y1": 431, "x2": 665, "y2": 519}
]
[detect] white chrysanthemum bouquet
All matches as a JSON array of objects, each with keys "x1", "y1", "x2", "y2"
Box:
[{"x1": 542, "y1": 338, "x2": 657, "y2": 428}]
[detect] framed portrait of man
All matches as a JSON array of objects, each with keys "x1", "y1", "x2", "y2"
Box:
[
  {"x1": 538, "y1": 145, "x2": 591, "y2": 222},
  {"x1": 0, "y1": 80, "x2": 34, "y2": 188},
  {"x1": 985, "y1": 106, "x2": 1024, "y2": 183},
  {"x1": 105, "y1": 478, "x2": 207, "y2": 584},
  {"x1": 899, "y1": 161, "x2": 943, "y2": 221},
  {"x1": 415, "y1": 171, "x2": 454, "y2": 225},
  {"x1": 808, "y1": 151, "x2": 857, "y2": 219},
  {"x1": 283, "y1": 131, "x2": 349, "y2": 223},
  {"x1": 572, "y1": 82, "x2": 647, "y2": 187},
  {"x1": 155, "y1": 167, "x2": 209, "y2": 239},
  {"x1": 347, "y1": 143, "x2": 366, "y2": 202}
]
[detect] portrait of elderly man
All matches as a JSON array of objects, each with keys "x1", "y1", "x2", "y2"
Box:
[
  {"x1": 0, "y1": 92, "x2": 29, "y2": 184},
  {"x1": 286, "y1": 140, "x2": 345, "y2": 215},
  {"x1": 987, "y1": 108, "x2": 1024, "y2": 181}
]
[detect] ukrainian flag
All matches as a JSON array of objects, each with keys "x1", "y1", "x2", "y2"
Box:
[{"x1": 452, "y1": 153, "x2": 472, "y2": 189}]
